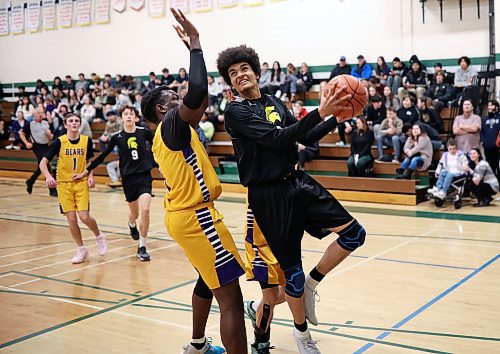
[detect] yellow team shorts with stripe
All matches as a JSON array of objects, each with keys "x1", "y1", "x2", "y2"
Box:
[
  {"x1": 57, "y1": 180, "x2": 89, "y2": 214},
  {"x1": 165, "y1": 203, "x2": 245, "y2": 290},
  {"x1": 245, "y1": 206, "x2": 285, "y2": 286}
]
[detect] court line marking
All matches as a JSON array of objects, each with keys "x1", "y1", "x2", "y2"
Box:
[
  {"x1": 0, "y1": 278, "x2": 198, "y2": 349},
  {"x1": 0, "y1": 288, "x2": 121, "y2": 304},
  {"x1": 0, "y1": 241, "x2": 74, "y2": 253},
  {"x1": 352, "y1": 253, "x2": 500, "y2": 353},
  {"x1": 2, "y1": 242, "x2": 176, "y2": 288},
  {"x1": 0, "y1": 217, "x2": 480, "y2": 272},
  {"x1": 0, "y1": 238, "x2": 124, "y2": 268}
]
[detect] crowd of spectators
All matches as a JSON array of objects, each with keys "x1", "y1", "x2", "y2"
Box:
[{"x1": 1, "y1": 53, "x2": 498, "y2": 205}]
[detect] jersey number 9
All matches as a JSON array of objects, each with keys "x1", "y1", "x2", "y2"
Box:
[{"x1": 131, "y1": 150, "x2": 139, "y2": 160}]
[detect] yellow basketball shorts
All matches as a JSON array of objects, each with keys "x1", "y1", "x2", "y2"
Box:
[
  {"x1": 165, "y1": 204, "x2": 245, "y2": 290},
  {"x1": 245, "y1": 206, "x2": 285, "y2": 287},
  {"x1": 57, "y1": 180, "x2": 89, "y2": 214}
]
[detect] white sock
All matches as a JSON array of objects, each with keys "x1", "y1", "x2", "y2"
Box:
[
  {"x1": 77, "y1": 246, "x2": 86, "y2": 250},
  {"x1": 129, "y1": 222, "x2": 136, "y2": 228},
  {"x1": 139, "y1": 237, "x2": 147, "y2": 248},
  {"x1": 251, "y1": 298, "x2": 262, "y2": 312},
  {"x1": 296, "y1": 328, "x2": 310, "y2": 338},
  {"x1": 305, "y1": 274, "x2": 319, "y2": 290}
]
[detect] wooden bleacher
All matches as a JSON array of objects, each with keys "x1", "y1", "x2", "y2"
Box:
[{"x1": 0, "y1": 98, "x2": 459, "y2": 205}]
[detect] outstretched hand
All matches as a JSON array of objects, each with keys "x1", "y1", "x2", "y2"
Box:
[
  {"x1": 171, "y1": 8, "x2": 200, "y2": 50},
  {"x1": 318, "y1": 80, "x2": 352, "y2": 122}
]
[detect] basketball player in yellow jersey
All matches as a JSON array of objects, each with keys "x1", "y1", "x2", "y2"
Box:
[
  {"x1": 140, "y1": 9, "x2": 246, "y2": 354},
  {"x1": 40, "y1": 114, "x2": 107, "y2": 264}
]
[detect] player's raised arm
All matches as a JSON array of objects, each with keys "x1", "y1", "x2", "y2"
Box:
[{"x1": 171, "y1": 8, "x2": 208, "y2": 127}]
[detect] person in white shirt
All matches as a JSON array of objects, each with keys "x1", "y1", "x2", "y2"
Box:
[{"x1": 428, "y1": 139, "x2": 468, "y2": 199}]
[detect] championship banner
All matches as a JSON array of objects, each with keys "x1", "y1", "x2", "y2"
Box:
[
  {"x1": 0, "y1": 1, "x2": 9, "y2": 36},
  {"x1": 148, "y1": 0, "x2": 165, "y2": 18},
  {"x1": 192, "y1": 0, "x2": 211, "y2": 13},
  {"x1": 76, "y1": 0, "x2": 91, "y2": 26},
  {"x1": 217, "y1": 0, "x2": 236, "y2": 8},
  {"x1": 42, "y1": 0, "x2": 56, "y2": 30},
  {"x1": 112, "y1": 0, "x2": 125, "y2": 12},
  {"x1": 10, "y1": 1, "x2": 24, "y2": 34},
  {"x1": 27, "y1": 0, "x2": 41, "y2": 32},
  {"x1": 59, "y1": 0, "x2": 73, "y2": 28},
  {"x1": 169, "y1": 0, "x2": 187, "y2": 12},
  {"x1": 130, "y1": 0, "x2": 144, "y2": 11},
  {"x1": 94, "y1": 0, "x2": 110, "y2": 23},
  {"x1": 241, "y1": 0, "x2": 263, "y2": 6}
]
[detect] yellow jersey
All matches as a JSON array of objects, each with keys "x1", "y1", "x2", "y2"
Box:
[
  {"x1": 153, "y1": 122, "x2": 222, "y2": 212},
  {"x1": 57, "y1": 135, "x2": 89, "y2": 182}
]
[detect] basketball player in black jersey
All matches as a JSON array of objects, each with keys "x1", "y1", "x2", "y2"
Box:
[
  {"x1": 217, "y1": 46, "x2": 367, "y2": 353},
  {"x1": 73, "y1": 106, "x2": 153, "y2": 261}
]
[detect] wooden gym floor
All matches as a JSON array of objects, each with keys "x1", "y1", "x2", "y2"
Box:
[{"x1": 0, "y1": 177, "x2": 498, "y2": 353}]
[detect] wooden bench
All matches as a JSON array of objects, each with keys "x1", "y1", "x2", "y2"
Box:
[{"x1": 304, "y1": 159, "x2": 428, "y2": 177}]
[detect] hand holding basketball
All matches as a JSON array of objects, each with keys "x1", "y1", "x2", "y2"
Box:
[
  {"x1": 325, "y1": 74, "x2": 369, "y2": 121},
  {"x1": 318, "y1": 80, "x2": 352, "y2": 120}
]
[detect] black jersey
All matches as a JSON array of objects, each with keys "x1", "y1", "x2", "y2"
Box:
[
  {"x1": 224, "y1": 94, "x2": 330, "y2": 186},
  {"x1": 88, "y1": 127, "x2": 154, "y2": 176}
]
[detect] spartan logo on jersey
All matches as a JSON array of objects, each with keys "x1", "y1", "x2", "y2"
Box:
[
  {"x1": 265, "y1": 106, "x2": 281, "y2": 124},
  {"x1": 127, "y1": 137, "x2": 138, "y2": 150}
]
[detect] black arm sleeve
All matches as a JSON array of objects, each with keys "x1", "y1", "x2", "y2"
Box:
[
  {"x1": 87, "y1": 135, "x2": 116, "y2": 171},
  {"x1": 43, "y1": 139, "x2": 61, "y2": 161},
  {"x1": 86, "y1": 137, "x2": 94, "y2": 160},
  {"x1": 182, "y1": 49, "x2": 208, "y2": 110},
  {"x1": 161, "y1": 106, "x2": 191, "y2": 151},
  {"x1": 225, "y1": 102, "x2": 322, "y2": 149},
  {"x1": 145, "y1": 128, "x2": 154, "y2": 143},
  {"x1": 299, "y1": 117, "x2": 339, "y2": 146}
]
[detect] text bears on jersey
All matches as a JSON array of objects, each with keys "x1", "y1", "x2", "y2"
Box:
[{"x1": 65, "y1": 148, "x2": 85, "y2": 156}]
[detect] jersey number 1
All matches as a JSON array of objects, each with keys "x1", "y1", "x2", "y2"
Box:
[{"x1": 73, "y1": 157, "x2": 77, "y2": 171}]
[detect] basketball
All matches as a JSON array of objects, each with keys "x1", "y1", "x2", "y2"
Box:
[{"x1": 325, "y1": 74, "x2": 368, "y2": 119}]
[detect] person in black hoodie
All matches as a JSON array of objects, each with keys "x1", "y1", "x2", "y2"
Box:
[
  {"x1": 425, "y1": 71, "x2": 455, "y2": 113},
  {"x1": 397, "y1": 95, "x2": 419, "y2": 125},
  {"x1": 417, "y1": 97, "x2": 444, "y2": 133},
  {"x1": 398, "y1": 59, "x2": 427, "y2": 102},
  {"x1": 347, "y1": 117, "x2": 374, "y2": 176},
  {"x1": 365, "y1": 95, "x2": 386, "y2": 137},
  {"x1": 329, "y1": 56, "x2": 352, "y2": 79},
  {"x1": 481, "y1": 100, "x2": 500, "y2": 177}
]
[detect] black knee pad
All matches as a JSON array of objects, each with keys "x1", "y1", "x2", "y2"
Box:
[
  {"x1": 283, "y1": 263, "x2": 305, "y2": 298},
  {"x1": 193, "y1": 276, "x2": 213, "y2": 300},
  {"x1": 336, "y1": 220, "x2": 366, "y2": 251}
]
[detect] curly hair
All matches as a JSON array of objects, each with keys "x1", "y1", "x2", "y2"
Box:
[
  {"x1": 216, "y1": 45, "x2": 261, "y2": 86},
  {"x1": 141, "y1": 85, "x2": 169, "y2": 124}
]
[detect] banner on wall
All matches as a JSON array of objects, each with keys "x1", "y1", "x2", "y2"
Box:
[
  {"x1": 42, "y1": 0, "x2": 56, "y2": 30},
  {"x1": 0, "y1": 1, "x2": 8, "y2": 36},
  {"x1": 112, "y1": 0, "x2": 125, "y2": 12},
  {"x1": 27, "y1": 0, "x2": 41, "y2": 32},
  {"x1": 192, "y1": 0, "x2": 211, "y2": 13},
  {"x1": 59, "y1": 0, "x2": 73, "y2": 27},
  {"x1": 11, "y1": 2, "x2": 24, "y2": 34},
  {"x1": 170, "y1": 0, "x2": 187, "y2": 12},
  {"x1": 130, "y1": 0, "x2": 144, "y2": 11},
  {"x1": 148, "y1": 0, "x2": 165, "y2": 17},
  {"x1": 241, "y1": 0, "x2": 263, "y2": 6},
  {"x1": 217, "y1": 0, "x2": 236, "y2": 8},
  {"x1": 94, "y1": 0, "x2": 110, "y2": 23},
  {"x1": 76, "y1": 0, "x2": 91, "y2": 26}
]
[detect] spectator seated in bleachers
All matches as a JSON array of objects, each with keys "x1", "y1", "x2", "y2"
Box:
[
  {"x1": 428, "y1": 139, "x2": 468, "y2": 199},
  {"x1": 387, "y1": 57, "x2": 408, "y2": 96},
  {"x1": 80, "y1": 95, "x2": 96, "y2": 124},
  {"x1": 397, "y1": 95, "x2": 419, "y2": 126},
  {"x1": 75, "y1": 73, "x2": 89, "y2": 93},
  {"x1": 98, "y1": 111, "x2": 122, "y2": 152},
  {"x1": 465, "y1": 147, "x2": 499, "y2": 207},
  {"x1": 292, "y1": 101, "x2": 308, "y2": 120},
  {"x1": 481, "y1": 100, "x2": 500, "y2": 177},
  {"x1": 396, "y1": 123, "x2": 433, "y2": 179},
  {"x1": 453, "y1": 99, "x2": 481, "y2": 154},
  {"x1": 365, "y1": 94, "x2": 386, "y2": 138},
  {"x1": 293, "y1": 102, "x2": 319, "y2": 170},
  {"x1": 454, "y1": 56, "x2": 477, "y2": 91},
  {"x1": 425, "y1": 71, "x2": 455, "y2": 113},
  {"x1": 282, "y1": 63, "x2": 298, "y2": 102},
  {"x1": 16, "y1": 96, "x2": 35, "y2": 122},
  {"x1": 417, "y1": 97, "x2": 444, "y2": 134},
  {"x1": 171, "y1": 67, "x2": 189, "y2": 98},
  {"x1": 398, "y1": 59, "x2": 428, "y2": 102},
  {"x1": 268, "y1": 61, "x2": 285, "y2": 97},
  {"x1": 368, "y1": 86, "x2": 378, "y2": 102},
  {"x1": 296, "y1": 63, "x2": 314, "y2": 94},
  {"x1": 147, "y1": 72, "x2": 159, "y2": 91},
  {"x1": 259, "y1": 62, "x2": 271, "y2": 94},
  {"x1": 199, "y1": 111, "x2": 215, "y2": 142},
  {"x1": 374, "y1": 56, "x2": 390, "y2": 85},
  {"x1": 347, "y1": 117, "x2": 374, "y2": 177},
  {"x1": 383, "y1": 85, "x2": 400, "y2": 111},
  {"x1": 351, "y1": 55, "x2": 372, "y2": 80},
  {"x1": 329, "y1": 56, "x2": 352, "y2": 79},
  {"x1": 376, "y1": 107, "x2": 404, "y2": 163},
  {"x1": 207, "y1": 75, "x2": 221, "y2": 106},
  {"x1": 5, "y1": 111, "x2": 27, "y2": 150}
]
